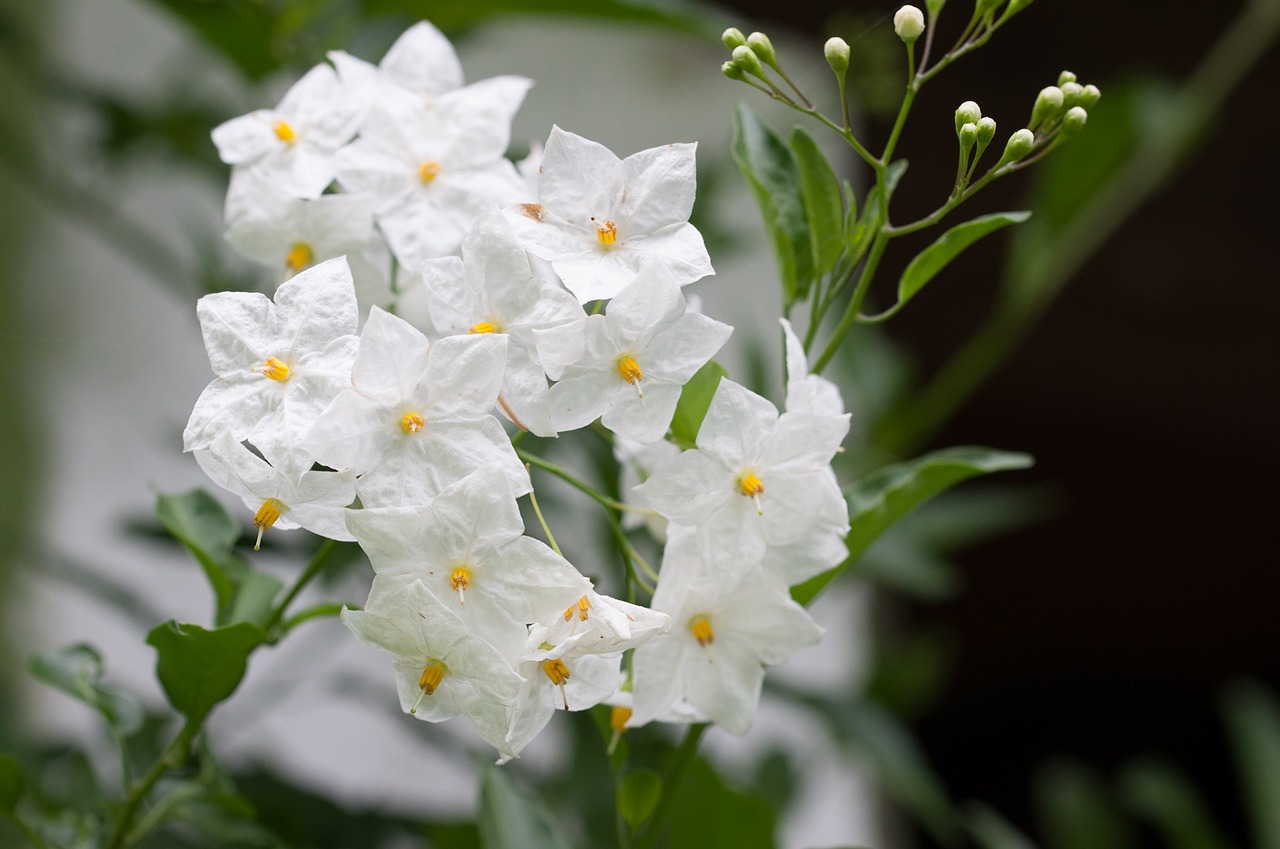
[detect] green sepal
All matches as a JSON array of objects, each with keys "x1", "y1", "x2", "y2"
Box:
[
  {"x1": 146, "y1": 620, "x2": 266, "y2": 721},
  {"x1": 27, "y1": 643, "x2": 144, "y2": 735},
  {"x1": 669, "y1": 360, "x2": 727, "y2": 449}
]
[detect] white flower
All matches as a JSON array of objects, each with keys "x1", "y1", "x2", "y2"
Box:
[
  {"x1": 347, "y1": 467, "x2": 590, "y2": 658},
  {"x1": 328, "y1": 21, "x2": 464, "y2": 119},
  {"x1": 342, "y1": 579, "x2": 525, "y2": 760},
  {"x1": 630, "y1": 531, "x2": 823, "y2": 735},
  {"x1": 632, "y1": 379, "x2": 849, "y2": 572},
  {"x1": 212, "y1": 63, "x2": 361, "y2": 199},
  {"x1": 506, "y1": 126, "x2": 714, "y2": 303},
  {"x1": 333, "y1": 77, "x2": 532, "y2": 269},
  {"x1": 541, "y1": 589, "x2": 671, "y2": 651},
  {"x1": 779, "y1": 318, "x2": 844, "y2": 417},
  {"x1": 614, "y1": 436, "x2": 680, "y2": 538},
  {"x1": 304, "y1": 307, "x2": 529, "y2": 507},
  {"x1": 194, "y1": 431, "x2": 356, "y2": 548},
  {"x1": 406, "y1": 207, "x2": 583, "y2": 436},
  {"x1": 183, "y1": 257, "x2": 359, "y2": 471},
  {"x1": 534, "y1": 266, "x2": 732, "y2": 443}
]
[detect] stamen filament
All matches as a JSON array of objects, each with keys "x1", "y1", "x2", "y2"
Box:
[
  {"x1": 450, "y1": 567, "x2": 471, "y2": 605},
  {"x1": 737, "y1": 472, "x2": 765, "y2": 515},
  {"x1": 412, "y1": 662, "x2": 446, "y2": 714},
  {"x1": 542, "y1": 658, "x2": 571, "y2": 709},
  {"x1": 617, "y1": 355, "x2": 644, "y2": 398},
  {"x1": 252, "y1": 498, "x2": 285, "y2": 551}
]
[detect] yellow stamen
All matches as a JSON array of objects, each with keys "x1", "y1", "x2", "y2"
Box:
[
  {"x1": 450, "y1": 567, "x2": 471, "y2": 605},
  {"x1": 594, "y1": 218, "x2": 618, "y2": 247},
  {"x1": 284, "y1": 242, "x2": 313, "y2": 273},
  {"x1": 737, "y1": 472, "x2": 764, "y2": 515},
  {"x1": 690, "y1": 614, "x2": 715, "y2": 647},
  {"x1": 610, "y1": 705, "x2": 632, "y2": 733},
  {"x1": 254, "y1": 356, "x2": 290, "y2": 382},
  {"x1": 400, "y1": 412, "x2": 426, "y2": 434},
  {"x1": 272, "y1": 120, "x2": 296, "y2": 143},
  {"x1": 468, "y1": 321, "x2": 497, "y2": 335},
  {"x1": 419, "y1": 160, "x2": 441, "y2": 183},
  {"x1": 542, "y1": 658, "x2": 571, "y2": 709},
  {"x1": 617, "y1": 355, "x2": 644, "y2": 398},
  {"x1": 252, "y1": 498, "x2": 285, "y2": 551},
  {"x1": 563, "y1": 595, "x2": 592, "y2": 622},
  {"x1": 411, "y1": 662, "x2": 446, "y2": 714}
]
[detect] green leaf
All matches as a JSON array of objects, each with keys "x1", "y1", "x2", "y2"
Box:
[
  {"x1": 967, "y1": 802, "x2": 1039, "y2": 849},
  {"x1": 732, "y1": 103, "x2": 813, "y2": 305},
  {"x1": 227, "y1": 571, "x2": 284, "y2": 628},
  {"x1": 27, "y1": 644, "x2": 144, "y2": 735},
  {"x1": 1117, "y1": 759, "x2": 1238, "y2": 849},
  {"x1": 0, "y1": 754, "x2": 23, "y2": 812},
  {"x1": 792, "y1": 446, "x2": 1033, "y2": 604},
  {"x1": 156, "y1": 489, "x2": 239, "y2": 609},
  {"x1": 1221, "y1": 682, "x2": 1280, "y2": 849},
  {"x1": 477, "y1": 762, "x2": 571, "y2": 849},
  {"x1": 789, "y1": 127, "x2": 845, "y2": 276},
  {"x1": 146, "y1": 621, "x2": 266, "y2": 721},
  {"x1": 1034, "y1": 760, "x2": 1136, "y2": 849},
  {"x1": 666, "y1": 758, "x2": 776, "y2": 849},
  {"x1": 669, "y1": 359, "x2": 727, "y2": 448},
  {"x1": 142, "y1": 0, "x2": 282, "y2": 80},
  {"x1": 618, "y1": 769, "x2": 663, "y2": 827},
  {"x1": 876, "y1": 211, "x2": 1030, "y2": 319}
]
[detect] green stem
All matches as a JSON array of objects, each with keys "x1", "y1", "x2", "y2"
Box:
[
  {"x1": 281, "y1": 602, "x2": 347, "y2": 633},
  {"x1": 812, "y1": 230, "x2": 889, "y2": 373},
  {"x1": 265, "y1": 539, "x2": 340, "y2": 637},
  {"x1": 2, "y1": 812, "x2": 51, "y2": 849},
  {"x1": 517, "y1": 449, "x2": 631, "y2": 512},
  {"x1": 104, "y1": 715, "x2": 201, "y2": 849},
  {"x1": 633, "y1": 724, "x2": 709, "y2": 849},
  {"x1": 526, "y1": 476, "x2": 563, "y2": 557}
]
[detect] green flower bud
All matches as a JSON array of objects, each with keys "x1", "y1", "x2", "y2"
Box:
[
  {"x1": 824, "y1": 37, "x2": 851, "y2": 76},
  {"x1": 1079, "y1": 84, "x2": 1101, "y2": 110},
  {"x1": 959, "y1": 122, "x2": 978, "y2": 155},
  {"x1": 732, "y1": 44, "x2": 766, "y2": 78},
  {"x1": 1061, "y1": 106, "x2": 1087, "y2": 135},
  {"x1": 722, "y1": 28, "x2": 747, "y2": 50},
  {"x1": 1060, "y1": 81, "x2": 1083, "y2": 109},
  {"x1": 1002, "y1": 128, "x2": 1035, "y2": 162},
  {"x1": 1029, "y1": 85, "x2": 1064, "y2": 130},
  {"x1": 894, "y1": 5, "x2": 926, "y2": 42},
  {"x1": 955, "y1": 100, "x2": 982, "y2": 136},
  {"x1": 746, "y1": 32, "x2": 778, "y2": 69},
  {"x1": 1058, "y1": 70, "x2": 1077, "y2": 86},
  {"x1": 976, "y1": 116, "x2": 997, "y2": 146},
  {"x1": 721, "y1": 60, "x2": 748, "y2": 82}
]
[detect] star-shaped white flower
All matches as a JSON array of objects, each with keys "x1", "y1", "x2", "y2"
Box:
[
  {"x1": 342, "y1": 578, "x2": 524, "y2": 760},
  {"x1": 780, "y1": 318, "x2": 844, "y2": 417},
  {"x1": 304, "y1": 307, "x2": 529, "y2": 507},
  {"x1": 212, "y1": 63, "x2": 361, "y2": 199},
  {"x1": 183, "y1": 256, "x2": 359, "y2": 471},
  {"x1": 405, "y1": 207, "x2": 584, "y2": 436},
  {"x1": 506, "y1": 126, "x2": 714, "y2": 303},
  {"x1": 533, "y1": 266, "x2": 732, "y2": 444},
  {"x1": 630, "y1": 530, "x2": 823, "y2": 735},
  {"x1": 327, "y1": 21, "x2": 464, "y2": 116}
]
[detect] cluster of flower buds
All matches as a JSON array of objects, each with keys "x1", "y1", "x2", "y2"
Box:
[{"x1": 187, "y1": 21, "x2": 852, "y2": 759}]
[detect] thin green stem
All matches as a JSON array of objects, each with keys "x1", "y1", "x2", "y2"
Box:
[
  {"x1": 281, "y1": 602, "x2": 347, "y2": 634},
  {"x1": 771, "y1": 63, "x2": 813, "y2": 110},
  {"x1": 813, "y1": 229, "x2": 889, "y2": 373},
  {"x1": 265, "y1": 539, "x2": 340, "y2": 636},
  {"x1": 104, "y1": 716, "x2": 201, "y2": 849},
  {"x1": 517, "y1": 449, "x2": 631, "y2": 512},
  {"x1": 633, "y1": 724, "x2": 709, "y2": 849},
  {"x1": 526, "y1": 473, "x2": 563, "y2": 557}
]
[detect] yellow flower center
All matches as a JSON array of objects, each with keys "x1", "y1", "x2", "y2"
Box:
[
  {"x1": 284, "y1": 242, "x2": 313, "y2": 273},
  {"x1": 468, "y1": 321, "x2": 498, "y2": 335},
  {"x1": 563, "y1": 595, "x2": 592, "y2": 622},
  {"x1": 617, "y1": 355, "x2": 644, "y2": 398},
  {"x1": 411, "y1": 662, "x2": 447, "y2": 714},
  {"x1": 401, "y1": 412, "x2": 426, "y2": 434},
  {"x1": 252, "y1": 498, "x2": 285, "y2": 551},
  {"x1": 594, "y1": 218, "x2": 618, "y2": 247},
  {"x1": 450, "y1": 566, "x2": 472, "y2": 605},
  {"x1": 419, "y1": 160, "x2": 442, "y2": 183},
  {"x1": 610, "y1": 705, "x2": 632, "y2": 733},
  {"x1": 737, "y1": 472, "x2": 764, "y2": 515},
  {"x1": 254, "y1": 356, "x2": 291, "y2": 382},
  {"x1": 272, "y1": 120, "x2": 296, "y2": 143},
  {"x1": 689, "y1": 614, "x2": 715, "y2": 647},
  {"x1": 542, "y1": 658, "x2": 571, "y2": 709}
]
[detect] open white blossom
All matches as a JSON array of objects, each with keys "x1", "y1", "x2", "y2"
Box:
[{"x1": 328, "y1": 20, "x2": 464, "y2": 120}]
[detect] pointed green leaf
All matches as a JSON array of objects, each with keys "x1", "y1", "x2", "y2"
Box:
[
  {"x1": 27, "y1": 644, "x2": 144, "y2": 735},
  {"x1": 146, "y1": 621, "x2": 266, "y2": 721},
  {"x1": 732, "y1": 103, "x2": 813, "y2": 305},
  {"x1": 619, "y1": 769, "x2": 663, "y2": 828},
  {"x1": 1118, "y1": 759, "x2": 1238, "y2": 849},
  {"x1": 892, "y1": 211, "x2": 1030, "y2": 312},
  {"x1": 156, "y1": 489, "x2": 239, "y2": 610},
  {"x1": 789, "y1": 127, "x2": 845, "y2": 276},
  {"x1": 1221, "y1": 682, "x2": 1280, "y2": 849},
  {"x1": 792, "y1": 446, "x2": 1033, "y2": 604},
  {"x1": 666, "y1": 758, "x2": 776, "y2": 849},
  {"x1": 477, "y1": 762, "x2": 572, "y2": 849},
  {"x1": 0, "y1": 754, "x2": 23, "y2": 812},
  {"x1": 669, "y1": 359, "x2": 727, "y2": 449},
  {"x1": 226, "y1": 571, "x2": 284, "y2": 629}
]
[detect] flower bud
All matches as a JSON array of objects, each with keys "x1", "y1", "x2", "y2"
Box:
[
  {"x1": 825, "y1": 37, "x2": 851, "y2": 76},
  {"x1": 959, "y1": 122, "x2": 978, "y2": 155},
  {"x1": 732, "y1": 44, "x2": 765, "y2": 78},
  {"x1": 1079, "y1": 84, "x2": 1101, "y2": 110},
  {"x1": 976, "y1": 116, "x2": 997, "y2": 147},
  {"x1": 721, "y1": 60, "x2": 748, "y2": 82},
  {"x1": 747, "y1": 32, "x2": 778, "y2": 68},
  {"x1": 1057, "y1": 70, "x2": 1077, "y2": 86},
  {"x1": 1029, "y1": 85, "x2": 1064, "y2": 130},
  {"x1": 1002, "y1": 128, "x2": 1035, "y2": 162},
  {"x1": 894, "y1": 5, "x2": 926, "y2": 42},
  {"x1": 722, "y1": 28, "x2": 747, "y2": 50},
  {"x1": 955, "y1": 100, "x2": 982, "y2": 136},
  {"x1": 1060, "y1": 81, "x2": 1083, "y2": 109},
  {"x1": 1061, "y1": 106, "x2": 1087, "y2": 135}
]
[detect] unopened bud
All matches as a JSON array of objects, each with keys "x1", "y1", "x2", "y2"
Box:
[
  {"x1": 722, "y1": 27, "x2": 747, "y2": 50},
  {"x1": 1060, "y1": 81, "x2": 1083, "y2": 109},
  {"x1": 1079, "y1": 84, "x2": 1101, "y2": 110},
  {"x1": 1061, "y1": 106, "x2": 1087, "y2": 135},
  {"x1": 721, "y1": 60, "x2": 748, "y2": 82},
  {"x1": 959, "y1": 122, "x2": 978, "y2": 155},
  {"x1": 825, "y1": 37, "x2": 851, "y2": 76},
  {"x1": 1002, "y1": 128, "x2": 1035, "y2": 162},
  {"x1": 732, "y1": 44, "x2": 765, "y2": 78},
  {"x1": 894, "y1": 5, "x2": 926, "y2": 42},
  {"x1": 976, "y1": 116, "x2": 997, "y2": 146},
  {"x1": 955, "y1": 100, "x2": 982, "y2": 136},
  {"x1": 1057, "y1": 70, "x2": 1077, "y2": 86},
  {"x1": 747, "y1": 32, "x2": 778, "y2": 68},
  {"x1": 1029, "y1": 85, "x2": 1064, "y2": 130}
]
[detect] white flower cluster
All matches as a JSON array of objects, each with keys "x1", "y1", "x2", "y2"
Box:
[{"x1": 186, "y1": 21, "x2": 851, "y2": 760}]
